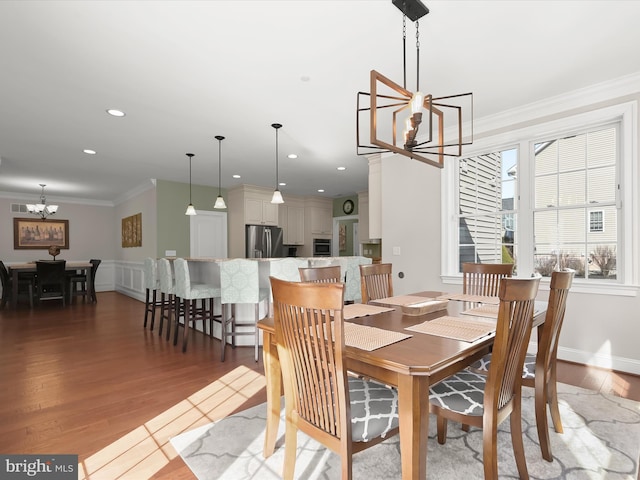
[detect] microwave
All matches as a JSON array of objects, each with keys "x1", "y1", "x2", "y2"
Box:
[{"x1": 313, "y1": 238, "x2": 332, "y2": 256}]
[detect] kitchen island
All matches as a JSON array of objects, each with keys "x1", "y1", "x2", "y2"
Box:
[{"x1": 177, "y1": 256, "x2": 373, "y2": 345}]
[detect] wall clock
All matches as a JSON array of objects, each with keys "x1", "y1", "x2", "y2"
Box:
[{"x1": 342, "y1": 199, "x2": 354, "y2": 215}]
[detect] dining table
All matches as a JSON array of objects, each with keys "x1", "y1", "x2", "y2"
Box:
[
  {"x1": 7, "y1": 261, "x2": 93, "y2": 308},
  {"x1": 257, "y1": 291, "x2": 547, "y2": 480}
]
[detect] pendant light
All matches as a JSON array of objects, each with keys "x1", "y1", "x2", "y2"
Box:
[
  {"x1": 185, "y1": 153, "x2": 196, "y2": 216},
  {"x1": 270, "y1": 123, "x2": 284, "y2": 204},
  {"x1": 213, "y1": 136, "x2": 227, "y2": 209}
]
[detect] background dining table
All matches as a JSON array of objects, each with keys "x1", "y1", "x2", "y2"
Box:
[
  {"x1": 257, "y1": 291, "x2": 547, "y2": 480},
  {"x1": 7, "y1": 261, "x2": 93, "y2": 308}
]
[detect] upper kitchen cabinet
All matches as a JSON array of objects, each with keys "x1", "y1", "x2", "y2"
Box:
[
  {"x1": 280, "y1": 203, "x2": 305, "y2": 245},
  {"x1": 306, "y1": 198, "x2": 333, "y2": 236},
  {"x1": 245, "y1": 198, "x2": 279, "y2": 226}
]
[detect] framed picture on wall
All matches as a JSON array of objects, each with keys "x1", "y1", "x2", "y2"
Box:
[
  {"x1": 122, "y1": 212, "x2": 142, "y2": 247},
  {"x1": 13, "y1": 218, "x2": 69, "y2": 250}
]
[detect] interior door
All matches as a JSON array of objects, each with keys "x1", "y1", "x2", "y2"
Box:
[{"x1": 190, "y1": 210, "x2": 228, "y2": 258}]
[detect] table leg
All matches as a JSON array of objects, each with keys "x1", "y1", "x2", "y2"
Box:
[
  {"x1": 262, "y1": 330, "x2": 281, "y2": 458},
  {"x1": 397, "y1": 374, "x2": 429, "y2": 480}
]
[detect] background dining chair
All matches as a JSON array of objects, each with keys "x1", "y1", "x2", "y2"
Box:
[
  {"x1": 298, "y1": 265, "x2": 342, "y2": 283},
  {"x1": 270, "y1": 277, "x2": 399, "y2": 480},
  {"x1": 35, "y1": 260, "x2": 67, "y2": 306},
  {"x1": 143, "y1": 257, "x2": 162, "y2": 330},
  {"x1": 462, "y1": 262, "x2": 514, "y2": 296},
  {"x1": 429, "y1": 276, "x2": 540, "y2": 480},
  {"x1": 219, "y1": 258, "x2": 269, "y2": 362},
  {"x1": 0, "y1": 261, "x2": 35, "y2": 308},
  {"x1": 173, "y1": 258, "x2": 221, "y2": 353},
  {"x1": 69, "y1": 259, "x2": 101, "y2": 303},
  {"x1": 359, "y1": 262, "x2": 393, "y2": 304},
  {"x1": 471, "y1": 269, "x2": 574, "y2": 461}
]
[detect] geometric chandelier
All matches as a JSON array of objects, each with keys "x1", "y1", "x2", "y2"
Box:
[
  {"x1": 356, "y1": 0, "x2": 473, "y2": 168},
  {"x1": 26, "y1": 183, "x2": 58, "y2": 220}
]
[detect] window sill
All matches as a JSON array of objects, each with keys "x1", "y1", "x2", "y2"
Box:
[{"x1": 441, "y1": 275, "x2": 638, "y2": 297}]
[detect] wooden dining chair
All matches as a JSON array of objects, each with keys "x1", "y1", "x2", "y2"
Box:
[
  {"x1": 462, "y1": 262, "x2": 514, "y2": 296},
  {"x1": 269, "y1": 277, "x2": 399, "y2": 480},
  {"x1": 359, "y1": 262, "x2": 393, "y2": 304},
  {"x1": 35, "y1": 260, "x2": 67, "y2": 306},
  {"x1": 69, "y1": 259, "x2": 101, "y2": 303},
  {"x1": 471, "y1": 269, "x2": 574, "y2": 462},
  {"x1": 143, "y1": 257, "x2": 162, "y2": 330},
  {"x1": 298, "y1": 265, "x2": 342, "y2": 283},
  {"x1": 0, "y1": 261, "x2": 35, "y2": 308},
  {"x1": 429, "y1": 276, "x2": 540, "y2": 480}
]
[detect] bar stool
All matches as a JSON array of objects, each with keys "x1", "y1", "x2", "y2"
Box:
[
  {"x1": 143, "y1": 258, "x2": 162, "y2": 330},
  {"x1": 219, "y1": 258, "x2": 269, "y2": 362},
  {"x1": 173, "y1": 258, "x2": 221, "y2": 353},
  {"x1": 157, "y1": 258, "x2": 178, "y2": 340}
]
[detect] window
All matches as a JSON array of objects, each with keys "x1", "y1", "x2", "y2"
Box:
[
  {"x1": 533, "y1": 127, "x2": 617, "y2": 280},
  {"x1": 443, "y1": 102, "x2": 635, "y2": 290},
  {"x1": 458, "y1": 149, "x2": 517, "y2": 272},
  {"x1": 589, "y1": 211, "x2": 604, "y2": 232}
]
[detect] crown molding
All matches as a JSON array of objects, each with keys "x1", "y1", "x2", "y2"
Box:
[
  {"x1": 475, "y1": 71, "x2": 640, "y2": 135},
  {"x1": 0, "y1": 190, "x2": 114, "y2": 207},
  {"x1": 113, "y1": 179, "x2": 156, "y2": 206}
]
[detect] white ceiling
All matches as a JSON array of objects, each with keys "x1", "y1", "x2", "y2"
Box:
[{"x1": 2, "y1": 0, "x2": 640, "y2": 204}]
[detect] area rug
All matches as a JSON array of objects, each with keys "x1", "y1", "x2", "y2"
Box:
[{"x1": 171, "y1": 383, "x2": 640, "y2": 479}]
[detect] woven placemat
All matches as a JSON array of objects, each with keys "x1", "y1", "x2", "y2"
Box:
[
  {"x1": 460, "y1": 304, "x2": 499, "y2": 318},
  {"x1": 343, "y1": 322, "x2": 412, "y2": 351},
  {"x1": 370, "y1": 295, "x2": 434, "y2": 306},
  {"x1": 343, "y1": 303, "x2": 395, "y2": 320},
  {"x1": 435, "y1": 293, "x2": 500, "y2": 305},
  {"x1": 406, "y1": 315, "x2": 495, "y2": 342}
]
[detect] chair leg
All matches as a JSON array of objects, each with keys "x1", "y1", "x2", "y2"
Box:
[
  {"x1": 150, "y1": 290, "x2": 157, "y2": 331},
  {"x1": 221, "y1": 303, "x2": 228, "y2": 362},
  {"x1": 436, "y1": 414, "x2": 448, "y2": 444},
  {"x1": 482, "y1": 422, "x2": 499, "y2": 480},
  {"x1": 282, "y1": 416, "x2": 298, "y2": 480},
  {"x1": 254, "y1": 303, "x2": 259, "y2": 362},
  {"x1": 173, "y1": 298, "x2": 182, "y2": 346},
  {"x1": 165, "y1": 294, "x2": 174, "y2": 341},
  {"x1": 158, "y1": 292, "x2": 166, "y2": 337},
  {"x1": 510, "y1": 394, "x2": 530, "y2": 478},
  {"x1": 182, "y1": 299, "x2": 192, "y2": 353},
  {"x1": 548, "y1": 366, "x2": 563, "y2": 434},
  {"x1": 144, "y1": 288, "x2": 151, "y2": 327},
  {"x1": 535, "y1": 372, "x2": 553, "y2": 461}
]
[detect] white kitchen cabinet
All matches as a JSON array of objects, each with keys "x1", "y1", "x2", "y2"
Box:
[
  {"x1": 309, "y1": 205, "x2": 332, "y2": 235},
  {"x1": 285, "y1": 205, "x2": 305, "y2": 245},
  {"x1": 245, "y1": 198, "x2": 279, "y2": 225}
]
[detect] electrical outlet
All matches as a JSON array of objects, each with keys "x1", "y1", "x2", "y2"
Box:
[
  {"x1": 393, "y1": 246, "x2": 401, "y2": 256},
  {"x1": 165, "y1": 250, "x2": 176, "y2": 256}
]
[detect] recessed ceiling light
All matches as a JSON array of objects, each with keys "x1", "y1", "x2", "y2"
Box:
[
  {"x1": 300, "y1": 75, "x2": 310, "y2": 82},
  {"x1": 317, "y1": 189, "x2": 325, "y2": 193},
  {"x1": 83, "y1": 149, "x2": 97, "y2": 155},
  {"x1": 279, "y1": 182, "x2": 286, "y2": 186},
  {"x1": 287, "y1": 154, "x2": 298, "y2": 159},
  {"x1": 337, "y1": 166, "x2": 346, "y2": 171},
  {"x1": 232, "y1": 174, "x2": 241, "y2": 179},
  {"x1": 106, "y1": 109, "x2": 126, "y2": 117}
]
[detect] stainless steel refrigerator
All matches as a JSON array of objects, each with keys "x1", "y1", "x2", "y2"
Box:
[{"x1": 245, "y1": 225, "x2": 284, "y2": 258}]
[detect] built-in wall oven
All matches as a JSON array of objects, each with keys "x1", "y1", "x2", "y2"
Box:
[{"x1": 313, "y1": 238, "x2": 332, "y2": 257}]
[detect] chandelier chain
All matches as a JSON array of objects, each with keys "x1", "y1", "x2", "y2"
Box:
[
  {"x1": 415, "y1": 20, "x2": 420, "y2": 92},
  {"x1": 402, "y1": 14, "x2": 407, "y2": 90}
]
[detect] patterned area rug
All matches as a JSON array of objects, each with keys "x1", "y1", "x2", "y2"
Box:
[{"x1": 171, "y1": 383, "x2": 640, "y2": 479}]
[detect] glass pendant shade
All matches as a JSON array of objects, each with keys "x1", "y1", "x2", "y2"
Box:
[
  {"x1": 214, "y1": 195, "x2": 227, "y2": 209},
  {"x1": 185, "y1": 204, "x2": 196, "y2": 215},
  {"x1": 271, "y1": 189, "x2": 284, "y2": 204}
]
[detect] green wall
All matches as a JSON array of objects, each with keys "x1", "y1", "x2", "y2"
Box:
[{"x1": 156, "y1": 179, "x2": 226, "y2": 258}]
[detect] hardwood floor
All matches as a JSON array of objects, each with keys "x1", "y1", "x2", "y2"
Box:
[{"x1": 1, "y1": 291, "x2": 639, "y2": 479}]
